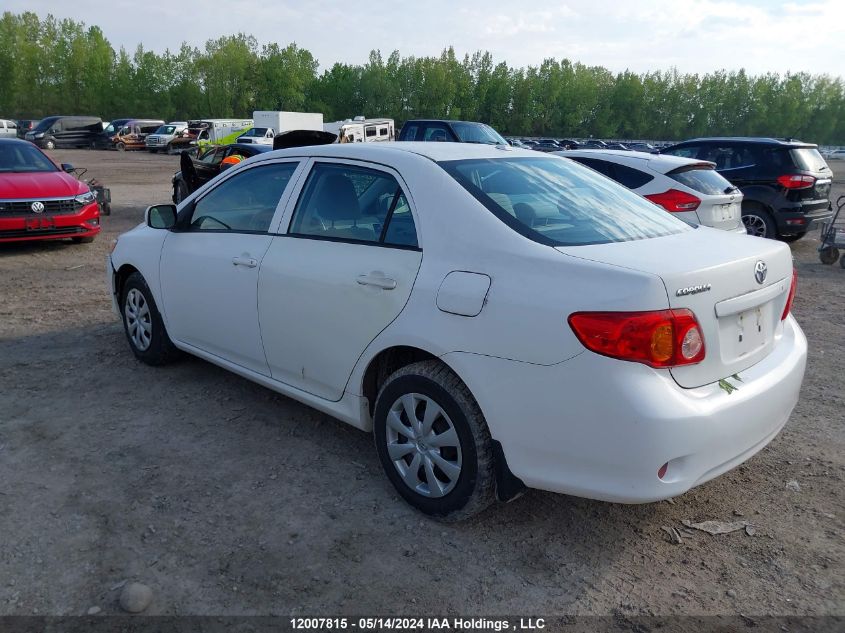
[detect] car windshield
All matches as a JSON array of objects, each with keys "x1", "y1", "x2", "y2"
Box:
[
  {"x1": 103, "y1": 121, "x2": 128, "y2": 134},
  {"x1": 242, "y1": 128, "x2": 268, "y2": 137},
  {"x1": 31, "y1": 118, "x2": 56, "y2": 133},
  {"x1": 156, "y1": 125, "x2": 178, "y2": 134},
  {"x1": 440, "y1": 156, "x2": 690, "y2": 246},
  {"x1": 451, "y1": 122, "x2": 507, "y2": 145},
  {"x1": 0, "y1": 143, "x2": 59, "y2": 173}
]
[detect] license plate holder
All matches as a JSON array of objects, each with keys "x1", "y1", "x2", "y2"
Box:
[
  {"x1": 25, "y1": 216, "x2": 54, "y2": 231},
  {"x1": 735, "y1": 306, "x2": 767, "y2": 355}
]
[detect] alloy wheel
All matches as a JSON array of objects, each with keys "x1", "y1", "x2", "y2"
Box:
[
  {"x1": 385, "y1": 393, "x2": 462, "y2": 498},
  {"x1": 124, "y1": 288, "x2": 152, "y2": 351},
  {"x1": 743, "y1": 214, "x2": 768, "y2": 238}
]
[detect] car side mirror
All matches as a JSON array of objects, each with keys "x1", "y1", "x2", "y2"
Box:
[
  {"x1": 146, "y1": 204, "x2": 177, "y2": 229},
  {"x1": 61, "y1": 163, "x2": 74, "y2": 173}
]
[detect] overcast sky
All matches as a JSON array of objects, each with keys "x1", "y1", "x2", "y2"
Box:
[{"x1": 8, "y1": 0, "x2": 844, "y2": 76}]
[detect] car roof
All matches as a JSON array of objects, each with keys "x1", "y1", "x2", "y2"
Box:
[
  {"x1": 0, "y1": 137, "x2": 39, "y2": 146},
  {"x1": 673, "y1": 137, "x2": 816, "y2": 147},
  {"x1": 257, "y1": 141, "x2": 540, "y2": 163},
  {"x1": 561, "y1": 148, "x2": 714, "y2": 173}
]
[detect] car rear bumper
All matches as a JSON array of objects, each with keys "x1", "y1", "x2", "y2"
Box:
[
  {"x1": 442, "y1": 315, "x2": 807, "y2": 503},
  {"x1": 774, "y1": 201, "x2": 833, "y2": 233},
  {"x1": 0, "y1": 202, "x2": 101, "y2": 243}
]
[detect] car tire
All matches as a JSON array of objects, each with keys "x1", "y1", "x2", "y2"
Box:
[
  {"x1": 781, "y1": 232, "x2": 807, "y2": 243},
  {"x1": 741, "y1": 204, "x2": 777, "y2": 239},
  {"x1": 120, "y1": 272, "x2": 181, "y2": 366},
  {"x1": 72, "y1": 236, "x2": 95, "y2": 244},
  {"x1": 116, "y1": 141, "x2": 126, "y2": 152},
  {"x1": 165, "y1": 143, "x2": 174, "y2": 155},
  {"x1": 373, "y1": 360, "x2": 495, "y2": 521},
  {"x1": 173, "y1": 179, "x2": 189, "y2": 205},
  {"x1": 44, "y1": 140, "x2": 55, "y2": 150}
]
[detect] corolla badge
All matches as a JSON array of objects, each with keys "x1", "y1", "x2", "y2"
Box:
[
  {"x1": 31, "y1": 201, "x2": 45, "y2": 213},
  {"x1": 754, "y1": 260, "x2": 767, "y2": 284},
  {"x1": 676, "y1": 283, "x2": 712, "y2": 297}
]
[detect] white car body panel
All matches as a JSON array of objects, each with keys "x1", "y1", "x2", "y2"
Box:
[
  {"x1": 559, "y1": 149, "x2": 746, "y2": 234},
  {"x1": 108, "y1": 142, "x2": 807, "y2": 504}
]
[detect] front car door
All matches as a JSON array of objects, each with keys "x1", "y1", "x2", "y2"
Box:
[
  {"x1": 258, "y1": 159, "x2": 422, "y2": 400},
  {"x1": 159, "y1": 160, "x2": 304, "y2": 374}
]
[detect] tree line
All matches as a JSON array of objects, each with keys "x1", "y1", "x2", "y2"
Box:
[{"x1": 1, "y1": 11, "x2": 844, "y2": 144}]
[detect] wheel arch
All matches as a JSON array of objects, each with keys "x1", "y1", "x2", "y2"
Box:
[
  {"x1": 360, "y1": 344, "x2": 525, "y2": 502},
  {"x1": 113, "y1": 263, "x2": 140, "y2": 303}
]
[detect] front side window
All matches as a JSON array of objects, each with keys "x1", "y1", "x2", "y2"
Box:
[
  {"x1": 289, "y1": 162, "x2": 418, "y2": 247},
  {"x1": 440, "y1": 156, "x2": 689, "y2": 247},
  {"x1": 188, "y1": 162, "x2": 298, "y2": 232},
  {"x1": 663, "y1": 145, "x2": 700, "y2": 159}
]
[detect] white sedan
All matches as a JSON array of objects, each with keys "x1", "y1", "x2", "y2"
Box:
[
  {"x1": 559, "y1": 149, "x2": 747, "y2": 234},
  {"x1": 108, "y1": 142, "x2": 807, "y2": 520}
]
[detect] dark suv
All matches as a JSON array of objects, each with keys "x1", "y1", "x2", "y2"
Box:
[
  {"x1": 661, "y1": 137, "x2": 833, "y2": 241},
  {"x1": 398, "y1": 120, "x2": 507, "y2": 145}
]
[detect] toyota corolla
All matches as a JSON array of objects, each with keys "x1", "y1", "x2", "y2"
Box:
[
  {"x1": 108, "y1": 143, "x2": 806, "y2": 520},
  {"x1": 0, "y1": 138, "x2": 100, "y2": 244}
]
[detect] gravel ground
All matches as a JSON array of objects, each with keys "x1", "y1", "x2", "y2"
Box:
[{"x1": 0, "y1": 150, "x2": 843, "y2": 618}]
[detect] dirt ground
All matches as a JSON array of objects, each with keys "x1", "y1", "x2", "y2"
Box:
[{"x1": 0, "y1": 149, "x2": 842, "y2": 619}]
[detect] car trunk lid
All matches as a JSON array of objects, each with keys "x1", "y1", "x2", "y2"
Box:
[{"x1": 556, "y1": 230, "x2": 794, "y2": 388}]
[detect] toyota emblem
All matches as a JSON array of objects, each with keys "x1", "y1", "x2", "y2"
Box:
[
  {"x1": 31, "y1": 201, "x2": 45, "y2": 213},
  {"x1": 754, "y1": 260, "x2": 767, "y2": 284}
]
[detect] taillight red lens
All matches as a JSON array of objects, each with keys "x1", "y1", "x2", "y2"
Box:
[
  {"x1": 777, "y1": 174, "x2": 815, "y2": 190},
  {"x1": 781, "y1": 269, "x2": 798, "y2": 320},
  {"x1": 644, "y1": 189, "x2": 701, "y2": 212},
  {"x1": 568, "y1": 309, "x2": 706, "y2": 368}
]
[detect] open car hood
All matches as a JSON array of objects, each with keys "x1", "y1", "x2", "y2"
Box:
[{"x1": 273, "y1": 130, "x2": 337, "y2": 150}]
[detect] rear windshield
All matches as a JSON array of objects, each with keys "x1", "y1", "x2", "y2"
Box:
[
  {"x1": 451, "y1": 122, "x2": 507, "y2": 146},
  {"x1": 668, "y1": 165, "x2": 734, "y2": 195},
  {"x1": 789, "y1": 148, "x2": 828, "y2": 172},
  {"x1": 439, "y1": 157, "x2": 690, "y2": 246}
]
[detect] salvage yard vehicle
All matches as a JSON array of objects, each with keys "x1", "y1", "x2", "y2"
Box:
[
  {"x1": 170, "y1": 119, "x2": 254, "y2": 153},
  {"x1": 398, "y1": 119, "x2": 506, "y2": 145},
  {"x1": 0, "y1": 119, "x2": 18, "y2": 139},
  {"x1": 24, "y1": 116, "x2": 103, "y2": 149},
  {"x1": 93, "y1": 118, "x2": 164, "y2": 150},
  {"x1": 324, "y1": 117, "x2": 395, "y2": 143},
  {"x1": 0, "y1": 138, "x2": 100, "y2": 243},
  {"x1": 237, "y1": 111, "x2": 325, "y2": 145},
  {"x1": 662, "y1": 137, "x2": 833, "y2": 241},
  {"x1": 108, "y1": 142, "x2": 806, "y2": 520},
  {"x1": 171, "y1": 143, "x2": 272, "y2": 203},
  {"x1": 563, "y1": 149, "x2": 746, "y2": 233},
  {"x1": 145, "y1": 122, "x2": 189, "y2": 153}
]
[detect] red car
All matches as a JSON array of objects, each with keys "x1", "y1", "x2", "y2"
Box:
[{"x1": 0, "y1": 138, "x2": 100, "y2": 244}]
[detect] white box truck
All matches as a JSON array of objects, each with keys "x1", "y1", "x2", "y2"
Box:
[{"x1": 237, "y1": 111, "x2": 324, "y2": 145}]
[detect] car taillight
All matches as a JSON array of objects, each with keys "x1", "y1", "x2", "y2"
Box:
[
  {"x1": 777, "y1": 174, "x2": 815, "y2": 190},
  {"x1": 568, "y1": 309, "x2": 706, "y2": 368},
  {"x1": 781, "y1": 269, "x2": 797, "y2": 320},
  {"x1": 644, "y1": 189, "x2": 701, "y2": 212}
]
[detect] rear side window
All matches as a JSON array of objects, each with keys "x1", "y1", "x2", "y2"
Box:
[
  {"x1": 667, "y1": 166, "x2": 733, "y2": 195},
  {"x1": 423, "y1": 125, "x2": 451, "y2": 142},
  {"x1": 568, "y1": 157, "x2": 653, "y2": 189},
  {"x1": 440, "y1": 156, "x2": 689, "y2": 247},
  {"x1": 290, "y1": 163, "x2": 418, "y2": 247},
  {"x1": 400, "y1": 125, "x2": 418, "y2": 141}
]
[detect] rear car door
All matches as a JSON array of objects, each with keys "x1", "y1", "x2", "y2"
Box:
[
  {"x1": 258, "y1": 159, "x2": 423, "y2": 400},
  {"x1": 159, "y1": 160, "x2": 304, "y2": 374}
]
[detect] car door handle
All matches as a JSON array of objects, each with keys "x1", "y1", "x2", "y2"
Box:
[
  {"x1": 232, "y1": 256, "x2": 258, "y2": 268},
  {"x1": 357, "y1": 272, "x2": 397, "y2": 290}
]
